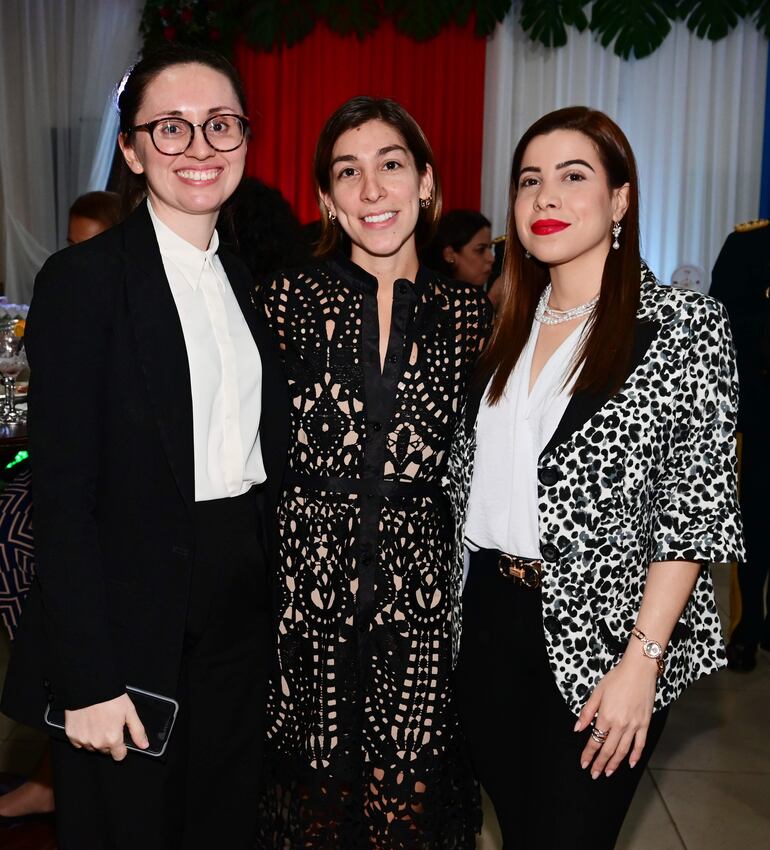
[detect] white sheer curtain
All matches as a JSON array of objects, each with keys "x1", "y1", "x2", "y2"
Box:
[
  {"x1": 0, "y1": 0, "x2": 142, "y2": 303},
  {"x1": 482, "y1": 7, "x2": 767, "y2": 285}
]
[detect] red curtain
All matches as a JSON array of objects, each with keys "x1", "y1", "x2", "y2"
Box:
[{"x1": 234, "y1": 18, "x2": 486, "y2": 224}]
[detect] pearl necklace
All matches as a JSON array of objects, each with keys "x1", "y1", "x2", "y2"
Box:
[{"x1": 534, "y1": 283, "x2": 599, "y2": 325}]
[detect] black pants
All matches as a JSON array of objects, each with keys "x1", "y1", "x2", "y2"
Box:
[
  {"x1": 454, "y1": 549, "x2": 668, "y2": 850},
  {"x1": 50, "y1": 488, "x2": 272, "y2": 850},
  {"x1": 732, "y1": 429, "x2": 770, "y2": 646}
]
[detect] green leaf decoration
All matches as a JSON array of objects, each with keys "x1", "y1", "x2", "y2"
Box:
[
  {"x1": 383, "y1": 0, "x2": 456, "y2": 41},
  {"x1": 521, "y1": 0, "x2": 590, "y2": 47},
  {"x1": 474, "y1": 0, "x2": 515, "y2": 36},
  {"x1": 140, "y1": 0, "x2": 241, "y2": 56},
  {"x1": 678, "y1": 0, "x2": 747, "y2": 40},
  {"x1": 590, "y1": 0, "x2": 677, "y2": 58},
  {"x1": 240, "y1": 0, "x2": 316, "y2": 50},
  {"x1": 315, "y1": 0, "x2": 380, "y2": 38},
  {"x1": 139, "y1": 1, "x2": 768, "y2": 60},
  {"x1": 747, "y1": 0, "x2": 770, "y2": 36}
]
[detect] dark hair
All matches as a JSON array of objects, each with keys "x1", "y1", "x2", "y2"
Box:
[
  {"x1": 480, "y1": 106, "x2": 641, "y2": 403},
  {"x1": 69, "y1": 191, "x2": 122, "y2": 228},
  {"x1": 116, "y1": 45, "x2": 248, "y2": 217},
  {"x1": 218, "y1": 178, "x2": 311, "y2": 278},
  {"x1": 312, "y1": 96, "x2": 442, "y2": 258},
  {"x1": 422, "y1": 209, "x2": 491, "y2": 277}
]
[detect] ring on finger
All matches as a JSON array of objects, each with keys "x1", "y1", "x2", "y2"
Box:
[{"x1": 591, "y1": 726, "x2": 609, "y2": 744}]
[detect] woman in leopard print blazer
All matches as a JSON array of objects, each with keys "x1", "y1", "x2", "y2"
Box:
[{"x1": 453, "y1": 107, "x2": 744, "y2": 849}]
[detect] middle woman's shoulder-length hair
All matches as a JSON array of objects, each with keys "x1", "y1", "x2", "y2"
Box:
[
  {"x1": 312, "y1": 96, "x2": 443, "y2": 258},
  {"x1": 480, "y1": 106, "x2": 643, "y2": 404}
]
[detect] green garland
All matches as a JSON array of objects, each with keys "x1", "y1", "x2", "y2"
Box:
[{"x1": 140, "y1": 1, "x2": 770, "y2": 60}]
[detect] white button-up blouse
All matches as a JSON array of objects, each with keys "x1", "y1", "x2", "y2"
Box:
[
  {"x1": 148, "y1": 201, "x2": 265, "y2": 501},
  {"x1": 465, "y1": 318, "x2": 587, "y2": 558}
]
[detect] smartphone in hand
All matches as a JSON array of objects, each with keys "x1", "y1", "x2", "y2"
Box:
[{"x1": 44, "y1": 685, "x2": 179, "y2": 757}]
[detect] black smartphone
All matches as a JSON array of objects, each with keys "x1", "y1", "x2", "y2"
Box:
[{"x1": 44, "y1": 685, "x2": 179, "y2": 758}]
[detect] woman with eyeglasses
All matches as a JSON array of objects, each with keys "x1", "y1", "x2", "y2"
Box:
[{"x1": 1, "y1": 46, "x2": 288, "y2": 850}]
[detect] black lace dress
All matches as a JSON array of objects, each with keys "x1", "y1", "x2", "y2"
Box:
[{"x1": 254, "y1": 254, "x2": 491, "y2": 849}]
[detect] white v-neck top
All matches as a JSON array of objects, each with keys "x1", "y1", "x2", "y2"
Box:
[
  {"x1": 148, "y1": 201, "x2": 266, "y2": 501},
  {"x1": 465, "y1": 319, "x2": 586, "y2": 558}
]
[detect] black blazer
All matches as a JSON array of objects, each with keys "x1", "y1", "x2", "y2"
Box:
[{"x1": 1, "y1": 202, "x2": 289, "y2": 727}]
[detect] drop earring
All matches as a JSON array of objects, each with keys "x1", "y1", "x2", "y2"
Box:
[
  {"x1": 328, "y1": 209, "x2": 337, "y2": 224},
  {"x1": 525, "y1": 250, "x2": 531, "y2": 259},
  {"x1": 612, "y1": 221, "x2": 621, "y2": 250}
]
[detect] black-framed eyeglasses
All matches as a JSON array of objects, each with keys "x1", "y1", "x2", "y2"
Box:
[{"x1": 127, "y1": 114, "x2": 250, "y2": 155}]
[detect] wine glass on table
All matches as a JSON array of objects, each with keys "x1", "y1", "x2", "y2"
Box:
[{"x1": 0, "y1": 322, "x2": 28, "y2": 425}]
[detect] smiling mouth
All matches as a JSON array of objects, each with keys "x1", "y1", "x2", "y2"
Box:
[
  {"x1": 176, "y1": 168, "x2": 222, "y2": 182},
  {"x1": 363, "y1": 211, "x2": 397, "y2": 224}
]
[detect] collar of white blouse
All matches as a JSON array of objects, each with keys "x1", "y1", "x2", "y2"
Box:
[
  {"x1": 521, "y1": 318, "x2": 587, "y2": 421},
  {"x1": 147, "y1": 199, "x2": 222, "y2": 292}
]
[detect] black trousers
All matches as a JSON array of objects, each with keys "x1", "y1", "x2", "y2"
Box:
[
  {"x1": 50, "y1": 488, "x2": 272, "y2": 850},
  {"x1": 454, "y1": 549, "x2": 668, "y2": 850},
  {"x1": 732, "y1": 429, "x2": 770, "y2": 646}
]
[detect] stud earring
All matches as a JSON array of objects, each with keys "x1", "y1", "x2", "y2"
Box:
[
  {"x1": 612, "y1": 221, "x2": 621, "y2": 250},
  {"x1": 419, "y1": 195, "x2": 432, "y2": 209}
]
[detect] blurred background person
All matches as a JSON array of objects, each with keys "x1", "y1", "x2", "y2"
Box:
[
  {"x1": 710, "y1": 218, "x2": 770, "y2": 672},
  {"x1": 422, "y1": 209, "x2": 494, "y2": 286},
  {"x1": 66, "y1": 190, "x2": 121, "y2": 246},
  {"x1": 218, "y1": 176, "x2": 311, "y2": 279}
]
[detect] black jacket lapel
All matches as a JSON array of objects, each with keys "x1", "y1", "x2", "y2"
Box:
[
  {"x1": 541, "y1": 318, "x2": 659, "y2": 458},
  {"x1": 123, "y1": 204, "x2": 195, "y2": 511}
]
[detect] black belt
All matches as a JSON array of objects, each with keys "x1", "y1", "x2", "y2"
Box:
[
  {"x1": 498, "y1": 552, "x2": 542, "y2": 589},
  {"x1": 284, "y1": 471, "x2": 445, "y2": 502},
  {"x1": 284, "y1": 471, "x2": 448, "y2": 625}
]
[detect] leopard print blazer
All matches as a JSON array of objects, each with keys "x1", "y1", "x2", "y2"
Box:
[{"x1": 450, "y1": 271, "x2": 745, "y2": 714}]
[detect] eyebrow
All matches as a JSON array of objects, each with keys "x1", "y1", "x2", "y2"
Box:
[
  {"x1": 519, "y1": 158, "x2": 596, "y2": 177},
  {"x1": 556, "y1": 158, "x2": 595, "y2": 171},
  {"x1": 147, "y1": 106, "x2": 240, "y2": 120},
  {"x1": 331, "y1": 144, "x2": 409, "y2": 168}
]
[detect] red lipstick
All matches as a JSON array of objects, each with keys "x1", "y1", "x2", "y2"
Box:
[{"x1": 531, "y1": 219, "x2": 570, "y2": 236}]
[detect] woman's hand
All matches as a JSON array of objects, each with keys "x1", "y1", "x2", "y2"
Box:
[
  {"x1": 574, "y1": 651, "x2": 658, "y2": 778},
  {"x1": 65, "y1": 693, "x2": 149, "y2": 761}
]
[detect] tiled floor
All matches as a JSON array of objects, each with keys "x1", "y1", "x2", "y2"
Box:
[
  {"x1": 477, "y1": 565, "x2": 770, "y2": 849},
  {"x1": 0, "y1": 566, "x2": 768, "y2": 848}
]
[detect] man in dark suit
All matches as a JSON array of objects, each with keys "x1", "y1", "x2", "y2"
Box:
[{"x1": 710, "y1": 218, "x2": 770, "y2": 671}]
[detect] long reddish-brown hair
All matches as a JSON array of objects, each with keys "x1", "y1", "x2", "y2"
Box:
[{"x1": 480, "y1": 106, "x2": 642, "y2": 404}]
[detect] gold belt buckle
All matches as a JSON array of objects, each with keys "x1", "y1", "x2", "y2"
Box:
[{"x1": 498, "y1": 553, "x2": 542, "y2": 589}]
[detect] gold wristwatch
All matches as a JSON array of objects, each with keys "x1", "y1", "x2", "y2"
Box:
[{"x1": 630, "y1": 627, "x2": 665, "y2": 677}]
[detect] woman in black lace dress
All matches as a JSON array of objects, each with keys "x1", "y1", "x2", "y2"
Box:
[{"x1": 254, "y1": 97, "x2": 491, "y2": 849}]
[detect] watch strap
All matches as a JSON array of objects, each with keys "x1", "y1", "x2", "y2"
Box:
[{"x1": 630, "y1": 627, "x2": 665, "y2": 677}]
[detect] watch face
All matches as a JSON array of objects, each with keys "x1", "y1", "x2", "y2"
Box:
[{"x1": 644, "y1": 640, "x2": 662, "y2": 659}]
